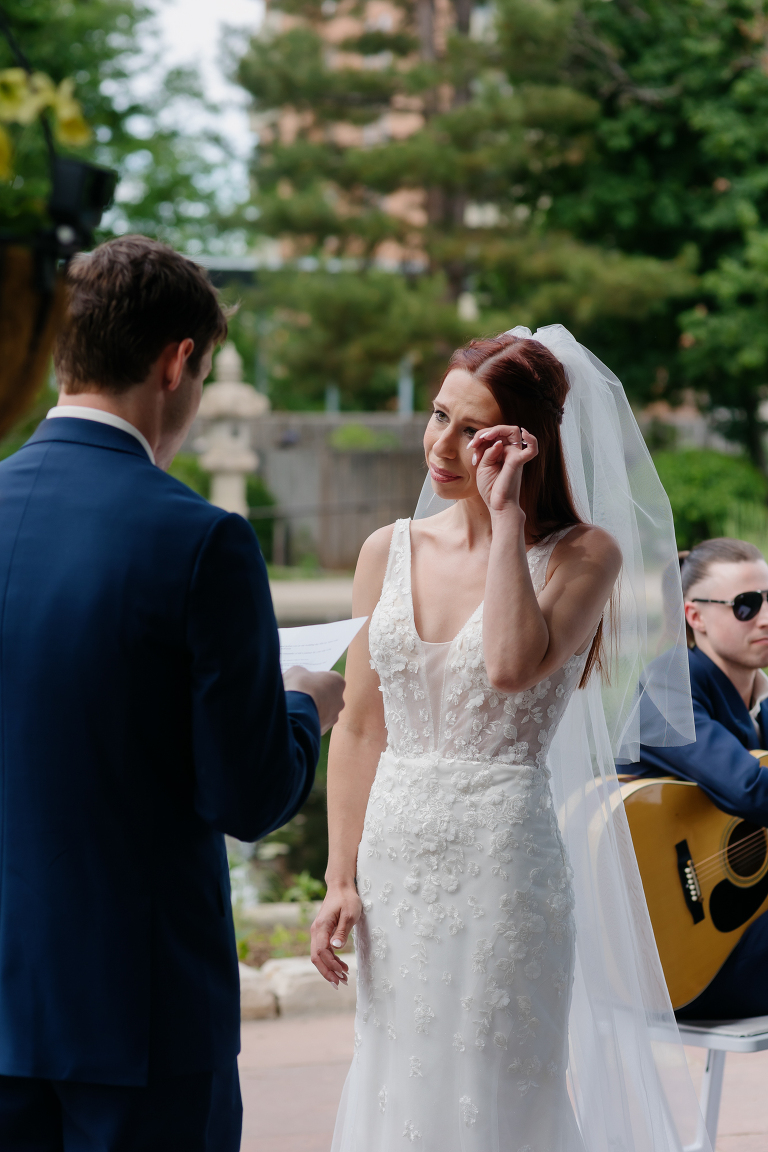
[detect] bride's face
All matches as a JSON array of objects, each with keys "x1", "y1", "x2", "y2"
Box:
[{"x1": 424, "y1": 368, "x2": 503, "y2": 500}]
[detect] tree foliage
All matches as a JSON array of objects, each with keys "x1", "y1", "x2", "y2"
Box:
[
  {"x1": 549, "y1": 0, "x2": 768, "y2": 464},
  {"x1": 235, "y1": 0, "x2": 768, "y2": 457},
  {"x1": 653, "y1": 448, "x2": 768, "y2": 550},
  {"x1": 0, "y1": 0, "x2": 229, "y2": 250},
  {"x1": 236, "y1": 0, "x2": 695, "y2": 410}
]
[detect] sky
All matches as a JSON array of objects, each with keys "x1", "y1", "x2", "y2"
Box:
[{"x1": 144, "y1": 0, "x2": 264, "y2": 191}]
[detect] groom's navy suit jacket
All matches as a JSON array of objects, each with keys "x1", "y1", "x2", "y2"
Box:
[
  {"x1": 630, "y1": 646, "x2": 768, "y2": 1016},
  {"x1": 0, "y1": 417, "x2": 320, "y2": 1085}
]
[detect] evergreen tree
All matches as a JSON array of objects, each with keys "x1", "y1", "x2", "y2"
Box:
[{"x1": 235, "y1": 0, "x2": 691, "y2": 410}]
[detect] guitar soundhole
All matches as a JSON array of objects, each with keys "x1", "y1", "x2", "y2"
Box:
[{"x1": 726, "y1": 821, "x2": 767, "y2": 878}]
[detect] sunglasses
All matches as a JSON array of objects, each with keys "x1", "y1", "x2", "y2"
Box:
[{"x1": 691, "y1": 590, "x2": 768, "y2": 622}]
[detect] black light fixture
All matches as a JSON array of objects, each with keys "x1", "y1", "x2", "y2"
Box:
[
  {"x1": 48, "y1": 156, "x2": 118, "y2": 257},
  {"x1": 0, "y1": 5, "x2": 118, "y2": 260}
]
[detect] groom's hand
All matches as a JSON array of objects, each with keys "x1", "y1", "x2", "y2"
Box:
[{"x1": 282, "y1": 667, "x2": 346, "y2": 734}]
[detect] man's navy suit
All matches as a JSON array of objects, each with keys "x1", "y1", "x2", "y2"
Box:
[
  {"x1": 633, "y1": 645, "x2": 768, "y2": 1019},
  {"x1": 0, "y1": 417, "x2": 320, "y2": 1145}
]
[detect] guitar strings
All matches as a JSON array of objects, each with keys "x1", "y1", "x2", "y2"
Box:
[
  {"x1": 695, "y1": 831, "x2": 767, "y2": 877},
  {"x1": 694, "y1": 834, "x2": 767, "y2": 881},
  {"x1": 695, "y1": 828, "x2": 766, "y2": 871},
  {"x1": 691, "y1": 828, "x2": 768, "y2": 883},
  {"x1": 687, "y1": 827, "x2": 767, "y2": 873}
]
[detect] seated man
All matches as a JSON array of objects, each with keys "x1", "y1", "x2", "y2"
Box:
[{"x1": 634, "y1": 536, "x2": 768, "y2": 1020}]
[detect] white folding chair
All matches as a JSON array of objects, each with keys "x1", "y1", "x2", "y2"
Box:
[{"x1": 677, "y1": 1016, "x2": 768, "y2": 1151}]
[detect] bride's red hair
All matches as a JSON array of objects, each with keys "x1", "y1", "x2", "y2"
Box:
[{"x1": 445, "y1": 332, "x2": 607, "y2": 686}]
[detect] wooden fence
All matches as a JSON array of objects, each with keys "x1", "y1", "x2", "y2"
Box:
[
  {"x1": 318, "y1": 450, "x2": 427, "y2": 568},
  {"x1": 249, "y1": 448, "x2": 427, "y2": 569}
]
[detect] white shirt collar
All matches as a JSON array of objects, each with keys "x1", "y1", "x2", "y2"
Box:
[
  {"x1": 748, "y1": 668, "x2": 768, "y2": 739},
  {"x1": 750, "y1": 668, "x2": 768, "y2": 719},
  {"x1": 47, "y1": 406, "x2": 155, "y2": 465}
]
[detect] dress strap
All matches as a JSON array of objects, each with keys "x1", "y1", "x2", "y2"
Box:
[
  {"x1": 527, "y1": 523, "x2": 579, "y2": 594},
  {"x1": 382, "y1": 518, "x2": 411, "y2": 597}
]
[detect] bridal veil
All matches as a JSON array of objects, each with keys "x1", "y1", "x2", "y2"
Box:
[{"x1": 415, "y1": 324, "x2": 710, "y2": 1152}]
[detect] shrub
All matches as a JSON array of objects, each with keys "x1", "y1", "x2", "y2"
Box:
[
  {"x1": 329, "y1": 423, "x2": 400, "y2": 452},
  {"x1": 168, "y1": 452, "x2": 210, "y2": 497},
  {"x1": 247, "y1": 473, "x2": 276, "y2": 561},
  {"x1": 652, "y1": 449, "x2": 768, "y2": 551}
]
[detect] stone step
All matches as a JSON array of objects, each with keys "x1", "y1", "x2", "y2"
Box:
[
  {"x1": 238, "y1": 901, "x2": 321, "y2": 930},
  {"x1": 269, "y1": 580, "x2": 354, "y2": 626},
  {"x1": 240, "y1": 955, "x2": 357, "y2": 1020}
]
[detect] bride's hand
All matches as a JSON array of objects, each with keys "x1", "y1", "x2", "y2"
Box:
[
  {"x1": 310, "y1": 882, "x2": 362, "y2": 986},
  {"x1": 471, "y1": 425, "x2": 538, "y2": 514}
]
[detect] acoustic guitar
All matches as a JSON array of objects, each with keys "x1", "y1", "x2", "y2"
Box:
[{"x1": 619, "y1": 751, "x2": 768, "y2": 1010}]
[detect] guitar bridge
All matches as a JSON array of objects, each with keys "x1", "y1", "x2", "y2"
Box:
[{"x1": 675, "y1": 839, "x2": 705, "y2": 924}]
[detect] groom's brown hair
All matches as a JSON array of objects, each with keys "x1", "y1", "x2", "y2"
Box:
[
  {"x1": 445, "y1": 333, "x2": 609, "y2": 686},
  {"x1": 54, "y1": 235, "x2": 229, "y2": 394}
]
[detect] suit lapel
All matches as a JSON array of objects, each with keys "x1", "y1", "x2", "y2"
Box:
[{"x1": 692, "y1": 647, "x2": 760, "y2": 750}]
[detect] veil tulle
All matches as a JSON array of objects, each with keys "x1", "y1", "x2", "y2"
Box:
[{"x1": 415, "y1": 324, "x2": 708, "y2": 1152}]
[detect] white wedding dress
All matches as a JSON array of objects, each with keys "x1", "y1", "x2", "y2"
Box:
[{"x1": 332, "y1": 518, "x2": 587, "y2": 1152}]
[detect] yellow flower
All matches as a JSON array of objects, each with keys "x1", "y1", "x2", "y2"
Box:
[
  {"x1": 0, "y1": 69, "x2": 91, "y2": 150},
  {"x1": 0, "y1": 69, "x2": 58, "y2": 124},
  {"x1": 25, "y1": 73, "x2": 57, "y2": 122},
  {"x1": 0, "y1": 68, "x2": 37, "y2": 123},
  {"x1": 0, "y1": 124, "x2": 12, "y2": 180},
  {"x1": 51, "y1": 78, "x2": 91, "y2": 147},
  {"x1": 0, "y1": 70, "x2": 91, "y2": 145}
]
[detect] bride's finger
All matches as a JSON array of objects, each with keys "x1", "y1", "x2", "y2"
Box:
[
  {"x1": 311, "y1": 936, "x2": 350, "y2": 984},
  {"x1": 484, "y1": 426, "x2": 538, "y2": 457},
  {"x1": 471, "y1": 429, "x2": 512, "y2": 460},
  {"x1": 313, "y1": 950, "x2": 347, "y2": 985},
  {"x1": 473, "y1": 438, "x2": 503, "y2": 467},
  {"x1": 472, "y1": 426, "x2": 531, "y2": 466},
  {"x1": 469, "y1": 424, "x2": 520, "y2": 449},
  {"x1": 517, "y1": 427, "x2": 538, "y2": 457},
  {"x1": 311, "y1": 912, "x2": 352, "y2": 985},
  {"x1": 472, "y1": 425, "x2": 530, "y2": 451}
]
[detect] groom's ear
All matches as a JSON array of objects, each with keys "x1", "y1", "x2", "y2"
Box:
[{"x1": 159, "y1": 339, "x2": 195, "y2": 393}]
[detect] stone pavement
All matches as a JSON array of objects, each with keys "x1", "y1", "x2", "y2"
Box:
[
  {"x1": 238, "y1": 1013, "x2": 768, "y2": 1151},
  {"x1": 239, "y1": 1013, "x2": 352, "y2": 1152}
]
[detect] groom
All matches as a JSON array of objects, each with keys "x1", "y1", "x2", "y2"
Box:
[{"x1": 0, "y1": 235, "x2": 344, "y2": 1150}]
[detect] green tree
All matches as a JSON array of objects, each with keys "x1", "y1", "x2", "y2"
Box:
[
  {"x1": 0, "y1": 1, "x2": 243, "y2": 458},
  {"x1": 235, "y1": 0, "x2": 692, "y2": 409},
  {"x1": 652, "y1": 448, "x2": 767, "y2": 549},
  {"x1": 0, "y1": 0, "x2": 231, "y2": 250},
  {"x1": 538, "y1": 0, "x2": 768, "y2": 464},
  {"x1": 679, "y1": 231, "x2": 768, "y2": 467}
]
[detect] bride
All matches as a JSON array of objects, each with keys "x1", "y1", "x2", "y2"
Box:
[{"x1": 311, "y1": 327, "x2": 707, "y2": 1152}]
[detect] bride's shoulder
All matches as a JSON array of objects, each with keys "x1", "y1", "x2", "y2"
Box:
[
  {"x1": 353, "y1": 521, "x2": 400, "y2": 604},
  {"x1": 554, "y1": 523, "x2": 622, "y2": 572},
  {"x1": 358, "y1": 521, "x2": 399, "y2": 567}
]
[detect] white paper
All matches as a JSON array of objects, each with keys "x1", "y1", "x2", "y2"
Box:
[{"x1": 278, "y1": 617, "x2": 368, "y2": 674}]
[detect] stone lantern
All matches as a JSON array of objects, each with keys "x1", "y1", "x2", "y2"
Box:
[{"x1": 198, "y1": 343, "x2": 269, "y2": 517}]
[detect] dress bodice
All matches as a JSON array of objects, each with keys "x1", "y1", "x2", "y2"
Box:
[{"x1": 368, "y1": 518, "x2": 587, "y2": 765}]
